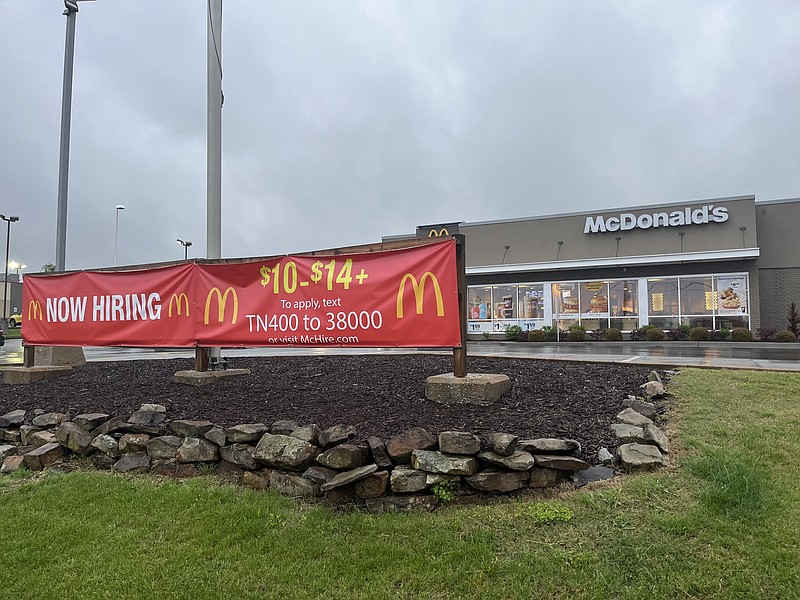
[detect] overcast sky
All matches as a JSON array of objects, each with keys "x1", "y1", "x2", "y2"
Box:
[{"x1": 2, "y1": 1, "x2": 799, "y2": 274}]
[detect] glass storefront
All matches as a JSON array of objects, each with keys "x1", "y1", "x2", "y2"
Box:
[{"x1": 468, "y1": 272, "x2": 749, "y2": 334}]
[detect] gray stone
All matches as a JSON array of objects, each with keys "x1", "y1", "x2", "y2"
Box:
[
  {"x1": 317, "y1": 444, "x2": 365, "y2": 470},
  {"x1": 31, "y1": 412, "x2": 66, "y2": 428},
  {"x1": 173, "y1": 369, "x2": 251, "y2": 386},
  {"x1": 73, "y1": 413, "x2": 110, "y2": 430},
  {"x1": 269, "y1": 471, "x2": 321, "y2": 498},
  {"x1": 487, "y1": 432, "x2": 519, "y2": 456},
  {"x1": 270, "y1": 419, "x2": 299, "y2": 435},
  {"x1": 644, "y1": 423, "x2": 670, "y2": 453},
  {"x1": 54, "y1": 422, "x2": 94, "y2": 455},
  {"x1": 318, "y1": 424, "x2": 356, "y2": 448},
  {"x1": 124, "y1": 422, "x2": 167, "y2": 437},
  {"x1": 119, "y1": 433, "x2": 151, "y2": 454},
  {"x1": 390, "y1": 466, "x2": 428, "y2": 493},
  {"x1": 355, "y1": 470, "x2": 390, "y2": 499},
  {"x1": 529, "y1": 467, "x2": 566, "y2": 488},
  {"x1": 365, "y1": 495, "x2": 437, "y2": 514},
  {"x1": 640, "y1": 380, "x2": 666, "y2": 399},
  {"x1": 91, "y1": 434, "x2": 121, "y2": 457},
  {"x1": 91, "y1": 416, "x2": 127, "y2": 437},
  {"x1": 534, "y1": 455, "x2": 590, "y2": 471},
  {"x1": 411, "y1": 450, "x2": 479, "y2": 475},
  {"x1": 22, "y1": 442, "x2": 65, "y2": 470},
  {"x1": 386, "y1": 427, "x2": 437, "y2": 464},
  {"x1": 1, "y1": 455, "x2": 25, "y2": 474},
  {"x1": 127, "y1": 409, "x2": 167, "y2": 427},
  {"x1": 465, "y1": 470, "x2": 529, "y2": 493},
  {"x1": 621, "y1": 397, "x2": 657, "y2": 419},
  {"x1": 477, "y1": 450, "x2": 535, "y2": 471},
  {"x1": 176, "y1": 437, "x2": 220, "y2": 463},
  {"x1": 616, "y1": 407, "x2": 653, "y2": 427},
  {"x1": 242, "y1": 470, "x2": 271, "y2": 490},
  {"x1": 610, "y1": 423, "x2": 646, "y2": 444},
  {"x1": 597, "y1": 447, "x2": 615, "y2": 464},
  {"x1": 367, "y1": 436, "x2": 393, "y2": 468},
  {"x1": 438, "y1": 431, "x2": 481, "y2": 455},
  {"x1": 19, "y1": 425, "x2": 41, "y2": 445},
  {"x1": 321, "y1": 464, "x2": 378, "y2": 491},
  {"x1": 146, "y1": 436, "x2": 183, "y2": 459},
  {"x1": 30, "y1": 430, "x2": 57, "y2": 448},
  {"x1": 4, "y1": 366, "x2": 73, "y2": 384},
  {"x1": 425, "y1": 473, "x2": 461, "y2": 486},
  {"x1": 170, "y1": 420, "x2": 215, "y2": 438},
  {"x1": 518, "y1": 438, "x2": 581, "y2": 455},
  {"x1": 140, "y1": 404, "x2": 167, "y2": 413},
  {"x1": 647, "y1": 370, "x2": 663, "y2": 384},
  {"x1": 91, "y1": 454, "x2": 117, "y2": 471},
  {"x1": 253, "y1": 433, "x2": 319, "y2": 470},
  {"x1": 204, "y1": 427, "x2": 227, "y2": 447},
  {"x1": 290, "y1": 424, "x2": 320, "y2": 445},
  {"x1": 0, "y1": 429, "x2": 21, "y2": 444},
  {"x1": 151, "y1": 463, "x2": 200, "y2": 479},
  {"x1": 573, "y1": 466, "x2": 615, "y2": 487},
  {"x1": 425, "y1": 373, "x2": 511, "y2": 406},
  {"x1": 616, "y1": 443, "x2": 665, "y2": 470},
  {"x1": 0, "y1": 444, "x2": 18, "y2": 460},
  {"x1": 302, "y1": 465, "x2": 339, "y2": 484},
  {"x1": 220, "y1": 444, "x2": 258, "y2": 470},
  {"x1": 225, "y1": 423, "x2": 267, "y2": 443},
  {"x1": 214, "y1": 460, "x2": 246, "y2": 483},
  {"x1": 0, "y1": 409, "x2": 26, "y2": 427},
  {"x1": 113, "y1": 452, "x2": 151, "y2": 473}
]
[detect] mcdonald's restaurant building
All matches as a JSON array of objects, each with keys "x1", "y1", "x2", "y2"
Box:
[{"x1": 387, "y1": 195, "x2": 800, "y2": 337}]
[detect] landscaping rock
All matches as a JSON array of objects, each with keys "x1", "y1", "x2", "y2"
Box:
[
  {"x1": 225, "y1": 423, "x2": 267, "y2": 443},
  {"x1": 127, "y1": 409, "x2": 167, "y2": 427},
  {"x1": 113, "y1": 452, "x2": 151, "y2": 473},
  {"x1": 91, "y1": 416, "x2": 127, "y2": 437},
  {"x1": 534, "y1": 455, "x2": 590, "y2": 471},
  {"x1": 573, "y1": 466, "x2": 615, "y2": 487},
  {"x1": 487, "y1": 432, "x2": 518, "y2": 456},
  {"x1": 640, "y1": 380, "x2": 666, "y2": 399},
  {"x1": 367, "y1": 436, "x2": 393, "y2": 468},
  {"x1": 615, "y1": 408, "x2": 653, "y2": 427},
  {"x1": 438, "y1": 431, "x2": 481, "y2": 455},
  {"x1": 1, "y1": 455, "x2": 25, "y2": 474},
  {"x1": 290, "y1": 424, "x2": 320, "y2": 445},
  {"x1": 242, "y1": 470, "x2": 271, "y2": 490},
  {"x1": 269, "y1": 470, "x2": 321, "y2": 498},
  {"x1": 0, "y1": 429, "x2": 21, "y2": 444},
  {"x1": 54, "y1": 422, "x2": 94, "y2": 455},
  {"x1": 597, "y1": 447, "x2": 614, "y2": 464},
  {"x1": 119, "y1": 433, "x2": 151, "y2": 454},
  {"x1": 22, "y1": 442, "x2": 65, "y2": 470},
  {"x1": 643, "y1": 423, "x2": 670, "y2": 453},
  {"x1": 151, "y1": 463, "x2": 200, "y2": 479},
  {"x1": 365, "y1": 495, "x2": 437, "y2": 514},
  {"x1": 320, "y1": 464, "x2": 378, "y2": 491},
  {"x1": 477, "y1": 450, "x2": 535, "y2": 471},
  {"x1": 318, "y1": 424, "x2": 355, "y2": 448},
  {"x1": 139, "y1": 404, "x2": 167, "y2": 413},
  {"x1": 355, "y1": 471, "x2": 390, "y2": 499},
  {"x1": 529, "y1": 466, "x2": 565, "y2": 488},
  {"x1": 30, "y1": 431, "x2": 57, "y2": 448},
  {"x1": 73, "y1": 413, "x2": 110, "y2": 430},
  {"x1": 0, "y1": 409, "x2": 26, "y2": 427},
  {"x1": 302, "y1": 465, "x2": 338, "y2": 485},
  {"x1": 317, "y1": 444, "x2": 365, "y2": 470},
  {"x1": 91, "y1": 434, "x2": 120, "y2": 457},
  {"x1": 0, "y1": 444, "x2": 18, "y2": 460},
  {"x1": 19, "y1": 425, "x2": 40, "y2": 445},
  {"x1": 411, "y1": 450, "x2": 479, "y2": 475},
  {"x1": 386, "y1": 427, "x2": 437, "y2": 464},
  {"x1": 220, "y1": 444, "x2": 258, "y2": 470},
  {"x1": 253, "y1": 433, "x2": 319, "y2": 470},
  {"x1": 31, "y1": 412, "x2": 66, "y2": 428},
  {"x1": 146, "y1": 436, "x2": 182, "y2": 459},
  {"x1": 518, "y1": 438, "x2": 581, "y2": 455},
  {"x1": 270, "y1": 419, "x2": 299, "y2": 435},
  {"x1": 170, "y1": 420, "x2": 215, "y2": 438},
  {"x1": 465, "y1": 470, "x2": 529, "y2": 493},
  {"x1": 616, "y1": 443, "x2": 665, "y2": 470},
  {"x1": 621, "y1": 397, "x2": 656, "y2": 419},
  {"x1": 204, "y1": 427, "x2": 227, "y2": 447},
  {"x1": 390, "y1": 466, "x2": 428, "y2": 493},
  {"x1": 610, "y1": 423, "x2": 646, "y2": 444},
  {"x1": 176, "y1": 437, "x2": 219, "y2": 463}
]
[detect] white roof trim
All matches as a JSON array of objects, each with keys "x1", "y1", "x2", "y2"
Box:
[{"x1": 467, "y1": 247, "x2": 760, "y2": 275}]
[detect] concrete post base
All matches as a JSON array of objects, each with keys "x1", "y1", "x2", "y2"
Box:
[
  {"x1": 173, "y1": 368, "x2": 251, "y2": 386},
  {"x1": 34, "y1": 346, "x2": 87, "y2": 367},
  {"x1": 425, "y1": 373, "x2": 511, "y2": 406},
  {"x1": 4, "y1": 366, "x2": 74, "y2": 384}
]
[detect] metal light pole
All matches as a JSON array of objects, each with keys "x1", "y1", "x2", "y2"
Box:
[
  {"x1": 177, "y1": 238, "x2": 192, "y2": 260},
  {"x1": 56, "y1": 0, "x2": 96, "y2": 272},
  {"x1": 1, "y1": 215, "x2": 20, "y2": 326},
  {"x1": 8, "y1": 262, "x2": 26, "y2": 279},
  {"x1": 114, "y1": 205, "x2": 125, "y2": 266}
]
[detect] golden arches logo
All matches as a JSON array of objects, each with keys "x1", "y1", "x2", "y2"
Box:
[
  {"x1": 396, "y1": 272, "x2": 445, "y2": 319},
  {"x1": 204, "y1": 287, "x2": 238, "y2": 325},
  {"x1": 427, "y1": 228, "x2": 449, "y2": 237},
  {"x1": 27, "y1": 300, "x2": 43, "y2": 320},
  {"x1": 168, "y1": 292, "x2": 190, "y2": 317}
]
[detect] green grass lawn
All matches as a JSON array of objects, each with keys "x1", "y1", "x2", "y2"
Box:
[{"x1": 1, "y1": 368, "x2": 799, "y2": 599}]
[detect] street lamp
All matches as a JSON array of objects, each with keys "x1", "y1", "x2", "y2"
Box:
[
  {"x1": 177, "y1": 239, "x2": 193, "y2": 260},
  {"x1": 1, "y1": 214, "x2": 20, "y2": 326},
  {"x1": 55, "y1": 0, "x2": 96, "y2": 272},
  {"x1": 114, "y1": 205, "x2": 125, "y2": 266},
  {"x1": 8, "y1": 262, "x2": 26, "y2": 279}
]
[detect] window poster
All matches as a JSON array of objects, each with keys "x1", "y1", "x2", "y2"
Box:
[{"x1": 716, "y1": 276, "x2": 747, "y2": 315}]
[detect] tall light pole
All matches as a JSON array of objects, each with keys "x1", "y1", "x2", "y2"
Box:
[
  {"x1": 177, "y1": 238, "x2": 192, "y2": 260},
  {"x1": 1, "y1": 214, "x2": 20, "y2": 326},
  {"x1": 8, "y1": 262, "x2": 26, "y2": 279},
  {"x1": 114, "y1": 205, "x2": 125, "y2": 266},
  {"x1": 56, "y1": 0, "x2": 96, "y2": 272},
  {"x1": 207, "y1": 0, "x2": 223, "y2": 368}
]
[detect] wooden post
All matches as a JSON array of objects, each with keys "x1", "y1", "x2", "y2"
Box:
[
  {"x1": 23, "y1": 345, "x2": 35, "y2": 368},
  {"x1": 452, "y1": 234, "x2": 467, "y2": 377},
  {"x1": 195, "y1": 347, "x2": 209, "y2": 372}
]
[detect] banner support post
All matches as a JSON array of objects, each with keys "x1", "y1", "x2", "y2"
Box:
[
  {"x1": 195, "y1": 347, "x2": 209, "y2": 372},
  {"x1": 452, "y1": 234, "x2": 467, "y2": 377},
  {"x1": 23, "y1": 345, "x2": 35, "y2": 368}
]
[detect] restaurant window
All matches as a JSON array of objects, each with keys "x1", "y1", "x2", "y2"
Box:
[
  {"x1": 680, "y1": 277, "x2": 714, "y2": 316},
  {"x1": 609, "y1": 279, "x2": 639, "y2": 331},
  {"x1": 648, "y1": 278, "x2": 679, "y2": 329}
]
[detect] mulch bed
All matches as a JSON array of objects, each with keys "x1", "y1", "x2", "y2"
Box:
[{"x1": 1, "y1": 355, "x2": 664, "y2": 462}]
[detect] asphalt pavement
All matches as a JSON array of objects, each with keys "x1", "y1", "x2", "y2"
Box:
[{"x1": 2, "y1": 338, "x2": 799, "y2": 371}]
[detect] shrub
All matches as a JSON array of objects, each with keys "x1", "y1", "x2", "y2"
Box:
[
  {"x1": 730, "y1": 327, "x2": 753, "y2": 342},
  {"x1": 645, "y1": 328, "x2": 666, "y2": 341},
  {"x1": 667, "y1": 327, "x2": 688, "y2": 341},
  {"x1": 774, "y1": 330, "x2": 797, "y2": 342},
  {"x1": 756, "y1": 327, "x2": 776, "y2": 342},
  {"x1": 710, "y1": 329, "x2": 728, "y2": 342},
  {"x1": 540, "y1": 325, "x2": 556, "y2": 341},
  {"x1": 566, "y1": 328, "x2": 586, "y2": 342},
  {"x1": 604, "y1": 327, "x2": 623, "y2": 341},
  {"x1": 528, "y1": 329, "x2": 548, "y2": 342},
  {"x1": 689, "y1": 327, "x2": 711, "y2": 341},
  {"x1": 629, "y1": 327, "x2": 646, "y2": 341},
  {"x1": 788, "y1": 302, "x2": 800, "y2": 338},
  {"x1": 589, "y1": 328, "x2": 604, "y2": 341},
  {"x1": 504, "y1": 325, "x2": 523, "y2": 341}
]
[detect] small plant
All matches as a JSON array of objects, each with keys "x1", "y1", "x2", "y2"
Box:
[
  {"x1": 266, "y1": 512, "x2": 287, "y2": 528},
  {"x1": 528, "y1": 329, "x2": 547, "y2": 342},
  {"x1": 604, "y1": 327, "x2": 623, "y2": 341},
  {"x1": 788, "y1": 302, "x2": 800, "y2": 338},
  {"x1": 517, "y1": 502, "x2": 574, "y2": 525},
  {"x1": 431, "y1": 479, "x2": 459, "y2": 504},
  {"x1": 710, "y1": 329, "x2": 729, "y2": 342},
  {"x1": 730, "y1": 327, "x2": 753, "y2": 342},
  {"x1": 504, "y1": 325, "x2": 523, "y2": 341},
  {"x1": 566, "y1": 327, "x2": 586, "y2": 342},
  {"x1": 481, "y1": 332, "x2": 490, "y2": 340},
  {"x1": 588, "y1": 328, "x2": 604, "y2": 341},
  {"x1": 689, "y1": 327, "x2": 710, "y2": 341},
  {"x1": 197, "y1": 462, "x2": 217, "y2": 476},
  {"x1": 667, "y1": 327, "x2": 688, "y2": 341},
  {"x1": 645, "y1": 328, "x2": 666, "y2": 341},
  {"x1": 540, "y1": 325, "x2": 556, "y2": 341},
  {"x1": 774, "y1": 330, "x2": 797, "y2": 342},
  {"x1": 756, "y1": 327, "x2": 777, "y2": 342}
]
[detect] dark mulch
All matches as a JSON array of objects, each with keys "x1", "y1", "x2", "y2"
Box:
[{"x1": 1, "y1": 356, "x2": 664, "y2": 462}]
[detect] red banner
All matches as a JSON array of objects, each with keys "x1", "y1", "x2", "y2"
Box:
[{"x1": 22, "y1": 240, "x2": 461, "y2": 348}]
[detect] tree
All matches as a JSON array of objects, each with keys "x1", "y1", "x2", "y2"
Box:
[
  {"x1": 788, "y1": 302, "x2": 800, "y2": 338},
  {"x1": 41, "y1": 263, "x2": 56, "y2": 273}
]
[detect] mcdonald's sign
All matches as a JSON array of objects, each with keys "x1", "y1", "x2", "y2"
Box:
[
  {"x1": 27, "y1": 299, "x2": 43, "y2": 321},
  {"x1": 204, "y1": 287, "x2": 238, "y2": 325},
  {"x1": 168, "y1": 292, "x2": 190, "y2": 317},
  {"x1": 396, "y1": 272, "x2": 445, "y2": 319},
  {"x1": 427, "y1": 228, "x2": 449, "y2": 237}
]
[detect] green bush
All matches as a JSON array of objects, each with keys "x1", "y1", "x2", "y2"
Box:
[
  {"x1": 645, "y1": 328, "x2": 666, "y2": 341},
  {"x1": 730, "y1": 327, "x2": 753, "y2": 342},
  {"x1": 566, "y1": 329, "x2": 586, "y2": 342},
  {"x1": 689, "y1": 327, "x2": 711, "y2": 341},
  {"x1": 604, "y1": 327, "x2": 623, "y2": 341},
  {"x1": 504, "y1": 325, "x2": 523, "y2": 341},
  {"x1": 528, "y1": 329, "x2": 547, "y2": 342},
  {"x1": 774, "y1": 330, "x2": 797, "y2": 342}
]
